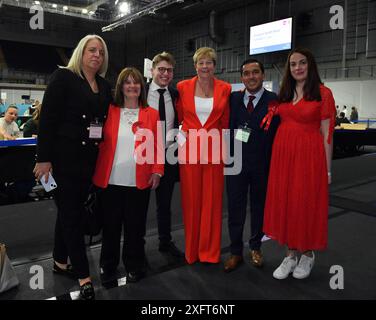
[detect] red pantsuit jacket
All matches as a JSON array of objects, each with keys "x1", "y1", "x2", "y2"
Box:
[
  {"x1": 93, "y1": 104, "x2": 164, "y2": 189},
  {"x1": 176, "y1": 76, "x2": 231, "y2": 164}
]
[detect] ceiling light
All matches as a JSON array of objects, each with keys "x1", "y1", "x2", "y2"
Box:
[
  {"x1": 52, "y1": 3, "x2": 57, "y2": 8},
  {"x1": 82, "y1": 8, "x2": 88, "y2": 14},
  {"x1": 63, "y1": 6, "x2": 68, "y2": 11},
  {"x1": 119, "y1": 2, "x2": 130, "y2": 14},
  {"x1": 34, "y1": 1, "x2": 40, "y2": 4}
]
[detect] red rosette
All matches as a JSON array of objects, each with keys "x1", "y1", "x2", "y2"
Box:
[
  {"x1": 131, "y1": 121, "x2": 143, "y2": 134},
  {"x1": 260, "y1": 100, "x2": 279, "y2": 131}
]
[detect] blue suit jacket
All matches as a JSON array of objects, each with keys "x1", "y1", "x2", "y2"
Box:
[{"x1": 229, "y1": 89, "x2": 279, "y2": 173}]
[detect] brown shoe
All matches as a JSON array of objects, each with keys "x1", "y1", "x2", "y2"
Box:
[
  {"x1": 250, "y1": 250, "x2": 264, "y2": 268},
  {"x1": 223, "y1": 255, "x2": 243, "y2": 273}
]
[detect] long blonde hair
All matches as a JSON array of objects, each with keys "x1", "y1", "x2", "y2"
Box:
[
  {"x1": 32, "y1": 103, "x2": 42, "y2": 121},
  {"x1": 61, "y1": 34, "x2": 109, "y2": 78}
]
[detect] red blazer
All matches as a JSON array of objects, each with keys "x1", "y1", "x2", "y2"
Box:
[
  {"x1": 176, "y1": 76, "x2": 231, "y2": 164},
  {"x1": 93, "y1": 104, "x2": 164, "y2": 190}
]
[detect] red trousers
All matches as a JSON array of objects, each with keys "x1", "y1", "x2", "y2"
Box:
[{"x1": 179, "y1": 163, "x2": 224, "y2": 264}]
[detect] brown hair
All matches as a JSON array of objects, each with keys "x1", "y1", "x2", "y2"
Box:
[
  {"x1": 278, "y1": 47, "x2": 322, "y2": 103},
  {"x1": 6, "y1": 105, "x2": 18, "y2": 112},
  {"x1": 114, "y1": 67, "x2": 147, "y2": 108},
  {"x1": 152, "y1": 51, "x2": 176, "y2": 68}
]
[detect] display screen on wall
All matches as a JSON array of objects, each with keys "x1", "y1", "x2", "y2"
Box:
[{"x1": 250, "y1": 17, "x2": 293, "y2": 55}]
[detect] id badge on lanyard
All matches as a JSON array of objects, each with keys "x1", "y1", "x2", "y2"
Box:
[
  {"x1": 235, "y1": 123, "x2": 251, "y2": 143},
  {"x1": 89, "y1": 118, "x2": 103, "y2": 139}
]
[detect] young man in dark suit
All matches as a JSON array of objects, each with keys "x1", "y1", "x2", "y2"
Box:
[
  {"x1": 224, "y1": 58, "x2": 279, "y2": 272},
  {"x1": 146, "y1": 52, "x2": 183, "y2": 258}
]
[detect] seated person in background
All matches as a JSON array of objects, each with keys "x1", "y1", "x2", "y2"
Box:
[
  {"x1": 23, "y1": 106, "x2": 35, "y2": 116},
  {"x1": 350, "y1": 106, "x2": 358, "y2": 123},
  {"x1": 23, "y1": 103, "x2": 42, "y2": 137},
  {"x1": 0, "y1": 105, "x2": 20, "y2": 140},
  {"x1": 24, "y1": 100, "x2": 40, "y2": 116},
  {"x1": 335, "y1": 111, "x2": 350, "y2": 128}
]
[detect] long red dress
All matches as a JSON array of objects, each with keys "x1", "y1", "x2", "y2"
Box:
[{"x1": 263, "y1": 85, "x2": 336, "y2": 251}]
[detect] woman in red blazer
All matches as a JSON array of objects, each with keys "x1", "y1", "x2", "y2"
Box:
[
  {"x1": 177, "y1": 47, "x2": 231, "y2": 264},
  {"x1": 93, "y1": 67, "x2": 163, "y2": 282}
]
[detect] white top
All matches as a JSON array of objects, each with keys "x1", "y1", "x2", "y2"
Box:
[
  {"x1": 194, "y1": 97, "x2": 213, "y2": 126},
  {"x1": 108, "y1": 108, "x2": 139, "y2": 187},
  {"x1": 0, "y1": 117, "x2": 20, "y2": 138},
  {"x1": 147, "y1": 81, "x2": 175, "y2": 148},
  {"x1": 243, "y1": 87, "x2": 264, "y2": 109}
]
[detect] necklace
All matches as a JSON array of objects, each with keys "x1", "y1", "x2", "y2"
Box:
[
  {"x1": 122, "y1": 108, "x2": 138, "y2": 125},
  {"x1": 197, "y1": 80, "x2": 212, "y2": 98}
]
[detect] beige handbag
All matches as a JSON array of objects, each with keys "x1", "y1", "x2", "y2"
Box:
[{"x1": 0, "y1": 243, "x2": 19, "y2": 293}]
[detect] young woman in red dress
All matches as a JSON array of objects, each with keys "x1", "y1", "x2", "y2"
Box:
[{"x1": 263, "y1": 48, "x2": 336, "y2": 279}]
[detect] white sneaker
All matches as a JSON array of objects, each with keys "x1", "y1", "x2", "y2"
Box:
[
  {"x1": 293, "y1": 252, "x2": 315, "y2": 279},
  {"x1": 273, "y1": 256, "x2": 298, "y2": 280}
]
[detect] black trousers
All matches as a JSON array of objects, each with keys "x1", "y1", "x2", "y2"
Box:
[
  {"x1": 155, "y1": 162, "x2": 178, "y2": 244},
  {"x1": 226, "y1": 167, "x2": 268, "y2": 255},
  {"x1": 100, "y1": 185, "x2": 151, "y2": 273},
  {"x1": 53, "y1": 175, "x2": 91, "y2": 279}
]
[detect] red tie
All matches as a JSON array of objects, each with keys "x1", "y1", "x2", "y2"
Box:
[{"x1": 247, "y1": 95, "x2": 256, "y2": 113}]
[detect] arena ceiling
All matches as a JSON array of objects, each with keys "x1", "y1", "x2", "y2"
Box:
[{"x1": 1, "y1": 0, "x2": 261, "y2": 32}]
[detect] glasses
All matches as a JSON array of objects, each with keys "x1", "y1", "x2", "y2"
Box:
[{"x1": 157, "y1": 67, "x2": 173, "y2": 74}]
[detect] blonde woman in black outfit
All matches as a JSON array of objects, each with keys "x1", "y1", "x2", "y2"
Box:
[
  {"x1": 33, "y1": 34, "x2": 112, "y2": 300},
  {"x1": 23, "y1": 103, "x2": 42, "y2": 137}
]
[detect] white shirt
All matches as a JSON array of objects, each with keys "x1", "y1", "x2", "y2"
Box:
[
  {"x1": 108, "y1": 108, "x2": 139, "y2": 187},
  {"x1": 147, "y1": 80, "x2": 175, "y2": 148},
  {"x1": 243, "y1": 87, "x2": 265, "y2": 109},
  {"x1": 194, "y1": 97, "x2": 213, "y2": 126},
  {"x1": 0, "y1": 117, "x2": 20, "y2": 138}
]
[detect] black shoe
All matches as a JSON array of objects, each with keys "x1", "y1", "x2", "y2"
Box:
[
  {"x1": 53, "y1": 262, "x2": 77, "y2": 279},
  {"x1": 159, "y1": 241, "x2": 184, "y2": 258},
  {"x1": 100, "y1": 267, "x2": 118, "y2": 283},
  {"x1": 126, "y1": 271, "x2": 145, "y2": 283},
  {"x1": 79, "y1": 282, "x2": 95, "y2": 300}
]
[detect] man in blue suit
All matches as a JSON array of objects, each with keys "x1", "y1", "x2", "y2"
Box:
[{"x1": 224, "y1": 58, "x2": 279, "y2": 272}]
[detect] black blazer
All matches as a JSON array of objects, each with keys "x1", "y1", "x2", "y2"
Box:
[
  {"x1": 23, "y1": 118, "x2": 38, "y2": 137},
  {"x1": 37, "y1": 68, "x2": 112, "y2": 177},
  {"x1": 229, "y1": 89, "x2": 279, "y2": 172}
]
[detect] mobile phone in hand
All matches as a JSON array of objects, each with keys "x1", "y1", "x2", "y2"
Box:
[{"x1": 40, "y1": 173, "x2": 58, "y2": 192}]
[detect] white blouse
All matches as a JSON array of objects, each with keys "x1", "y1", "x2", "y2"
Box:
[
  {"x1": 108, "y1": 108, "x2": 139, "y2": 187},
  {"x1": 194, "y1": 96, "x2": 213, "y2": 126}
]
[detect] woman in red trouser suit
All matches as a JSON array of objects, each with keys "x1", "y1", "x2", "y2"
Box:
[{"x1": 176, "y1": 47, "x2": 231, "y2": 264}]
